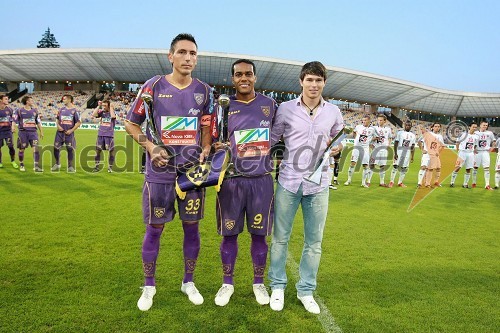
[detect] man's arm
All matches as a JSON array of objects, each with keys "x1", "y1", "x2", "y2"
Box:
[
  {"x1": 109, "y1": 107, "x2": 116, "y2": 119},
  {"x1": 270, "y1": 104, "x2": 286, "y2": 146},
  {"x1": 410, "y1": 143, "x2": 415, "y2": 162},
  {"x1": 393, "y1": 140, "x2": 399, "y2": 160}
]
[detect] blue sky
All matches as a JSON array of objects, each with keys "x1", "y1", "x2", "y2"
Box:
[{"x1": 2, "y1": 0, "x2": 499, "y2": 93}]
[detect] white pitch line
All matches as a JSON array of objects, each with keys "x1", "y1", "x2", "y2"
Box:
[{"x1": 286, "y1": 252, "x2": 343, "y2": 333}]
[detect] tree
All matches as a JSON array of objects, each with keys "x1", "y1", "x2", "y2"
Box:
[{"x1": 37, "y1": 27, "x2": 60, "y2": 48}]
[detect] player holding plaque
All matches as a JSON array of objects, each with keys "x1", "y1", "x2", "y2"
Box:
[{"x1": 125, "y1": 33, "x2": 214, "y2": 311}]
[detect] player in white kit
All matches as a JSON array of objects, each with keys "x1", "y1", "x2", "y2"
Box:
[
  {"x1": 368, "y1": 114, "x2": 392, "y2": 187},
  {"x1": 345, "y1": 115, "x2": 376, "y2": 187},
  {"x1": 389, "y1": 121, "x2": 416, "y2": 188},
  {"x1": 450, "y1": 123, "x2": 478, "y2": 188},
  {"x1": 472, "y1": 121, "x2": 495, "y2": 190}
]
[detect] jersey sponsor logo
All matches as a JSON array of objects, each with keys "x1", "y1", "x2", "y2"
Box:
[
  {"x1": 61, "y1": 115, "x2": 73, "y2": 125},
  {"x1": 101, "y1": 117, "x2": 112, "y2": 126},
  {"x1": 160, "y1": 116, "x2": 198, "y2": 145},
  {"x1": 158, "y1": 94, "x2": 173, "y2": 98},
  {"x1": 188, "y1": 108, "x2": 201, "y2": 115},
  {"x1": 261, "y1": 106, "x2": 270, "y2": 117},
  {"x1": 465, "y1": 142, "x2": 474, "y2": 150},
  {"x1": 260, "y1": 120, "x2": 270, "y2": 127},
  {"x1": 478, "y1": 140, "x2": 487, "y2": 148},
  {"x1": 22, "y1": 118, "x2": 36, "y2": 127},
  {"x1": 234, "y1": 128, "x2": 270, "y2": 157},
  {"x1": 402, "y1": 139, "x2": 411, "y2": 147},
  {"x1": 194, "y1": 93, "x2": 204, "y2": 106},
  {"x1": 0, "y1": 116, "x2": 10, "y2": 126}
]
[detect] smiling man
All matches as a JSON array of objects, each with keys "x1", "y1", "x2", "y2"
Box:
[
  {"x1": 268, "y1": 61, "x2": 344, "y2": 314},
  {"x1": 213, "y1": 59, "x2": 277, "y2": 307}
]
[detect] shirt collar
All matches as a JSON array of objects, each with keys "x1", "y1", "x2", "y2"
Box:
[{"x1": 295, "y1": 95, "x2": 326, "y2": 107}]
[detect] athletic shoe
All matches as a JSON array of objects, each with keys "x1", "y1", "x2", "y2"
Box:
[
  {"x1": 137, "y1": 286, "x2": 156, "y2": 311},
  {"x1": 485, "y1": 185, "x2": 493, "y2": 191},
  {"x1": 416, "y1": 184, "x2": 422, "y2": 189},
  {"x1": 450, "y1": 183, "x2": 455, "y2": 187},
  {"x1": 68, "y1": 166, "x2": 76, "y2": 173},
  {"x1": 471, "y1": 183, "x2": 477, "y2": 188},
  {"x1": 181, "y1": 281, "x2": 204, "y2": 305},
  {"x1": 92, "y1": 167, "x2": 100, "y2": 173},
  {"x1": 462, "y1": 184, "x2": 469, "y2": 189},
  {"x1": 329, "y1": 184, "x2": 337, "y2": 190},
  {"x1": 380, "y1": 183, "x2": 389, "y2": 187},
  {"x1": 11, "y1": 161, "x2": 19, "y2": 169},
  {"x1": 19, "y1": 165, "x2": 26, "y2": 172},
  {"x1": 434, "y1": 182, "x2": 442, "y2": 187},
  {"x1": 494, "y1": 185, "x2": 499, "y2": 189},
  {"x1": 107, "y1": 167, "x2": 113, "y2": 173},
  {"x1": 361, "y1": 184, "x2": 369, "y2": 188},
  {"x1": 333, "y1": 179, "x2": 339, "y2": 185},
  {"x1": 214, "y1": 283, "x2": 234, "y2": 306},
  {"x1": 51, "y1": 164, "x2": 61, "y2": 171},
  {"x1": 398, "y1": 183, "x2": 407, "y2": 188},
  {"x1": 425, "y1": 185, "x2": 432, "y2": 189},
  {"x1": 253, "y1": 284, "x2": 270, "y2": 305},
  {"x1": 269, "y1": 289, "x2": 284, "y2": 311},
  {"x1": 388, "y1": 181, "x2": 394, "y2": 188},
  {"x1": 344, "y1": 180, "x2": 351, "y2": 186},
  {"x1": 139, "y1": 167, "x2": 145, "y2": 174},
  {"x1": 366, "y1": 182, "x2": 371, "y2": 187},
  {"x1": 34, "y1": 166, "x2": 43, "y2": 172},
  {"x1": 297, "y1": 294, "x2": 320, "y2": 314}
]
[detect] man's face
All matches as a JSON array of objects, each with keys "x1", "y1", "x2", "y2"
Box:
[
  {"x1": 62, "y1": 96, "x2": 71, "y2": 105},
  {"x1": 469, "y1": 124, "x2": 477, "y2": 133},
  {"x1": 432, "y1": 124, "x2": 441, "y2": 133},
  {"x1": 377, "y1": 117, "x2": 386, "y2": 127},
  {"x1": 103, "y1": 103, "x2": 110, "y2": 111},
  {"x1": 300, "y1": 74, "x2": 325, "y2": 100},
  {"x1": 25, "y1": 98, "x2": 33, "y2": 107},
  {"x1": 0, "y1": 96, "x2": 8, "y2": 105},
  {"x1": 404, "y1": 122, "x2": 412, "y2": 131},
  {"x1": 362, "y1": 117, "x2": 371, "y2": 127},
  {"x1": 168, "y1": 40, "x2": 198, "y2": 76},
  {"x1": 232, "y1": 62, "x2": 256, "y2": 97},
  {"x1": 479, "y1": 122, "x2": 488, "y2": 131}
]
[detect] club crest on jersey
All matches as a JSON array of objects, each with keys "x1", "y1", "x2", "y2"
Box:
[
  {"x1": 194, "y1": 93, "x2": 204, "y2": 106},
  {"x1": 261, "y1": 106, "x2": 270, "y2": 117},
  {"x1": 154, "y1": 207, "x2": 165, "y2": 218},
  {"x1": 225, "y1": 219, "x2": 235, "y2": 230}
]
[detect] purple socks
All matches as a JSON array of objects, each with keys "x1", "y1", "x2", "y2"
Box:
[
  {"x1": 251, "y1": 234, "x2": 268, "y2": 284},
  {"x1": 141, "y1": 224, "x2": 163, "y2": 286},
  {"x1": 182, "y1": 222, "x2": 200, "y2": 283},
  {"x1": 220, "y1": 235, "x2": 238, "y2": 285}
]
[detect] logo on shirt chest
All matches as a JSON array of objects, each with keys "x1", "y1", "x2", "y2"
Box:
[
  {"x1": 194, "y1": 93, "x2": 204, "y2": 106},
  {"x1": 234, "y1": 128, "x2": 270, "y2": 158},
  {"x1": 160, "y1": 116, "x2": 198, "y2": 145},
  {"x1": 261, "y1": 106, "x2": 270, "y2": 117}
]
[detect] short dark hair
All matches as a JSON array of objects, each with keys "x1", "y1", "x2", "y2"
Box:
[
  {"x1": 21, "y1": 95, "x2": 31, "y2": 105},
  {"x1": 231, "y1": 59, "x2": 256, "y2": 76},
  {"x1": 300, "y1": 61, "x2": 327, "y2": 81},
  {"x1": 170, "y1": 33, "x2": 197, "y2": 54},
  {"x1": 62, "y1": 94, "x2": 73, "y2": 102},
  {"x1": 377, "y1": 114, "x2": 387, "y2": 120},
  {"x1": 0, "y1": 94, "x2": 8, "y2": 100},
  {"x1": 480, "y1": 120, "x2": 489, "y2": 125},
  {"x1": 470, "y1": 122, "x2": 477, "y2": 126},
  {"x1": 102, "y1": 100, "x2": 111, "y2": 107},
  {"x1": 431, "y1": 122, "x2": 441, "y2": 128}
]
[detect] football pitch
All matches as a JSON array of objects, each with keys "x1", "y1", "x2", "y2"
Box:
[{"x1": 0, "y1": 128, "x2": 498, "y2": 333}]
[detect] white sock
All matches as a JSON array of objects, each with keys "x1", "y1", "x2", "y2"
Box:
[
  {"x1": 379, "y1": 170, "x2": 386, "y2": 184},
  {"x1": 361, "y1": 168, "x2": 368, "y2": 185},
  {"x1": 390, "y1": 168, "x2": 397, "y2": 183},
  {"x1": 472, "y1": 169, "x2": 478, "y2": 184},
  {"x1": 464, "y1": 173, "x2": 471, "y2": 186},
  {"x1": 450, "y1": 171, "x2": 458, "y2": 184},
  {"x1": 484, "y1": 169, "x2": 490, "y2": 187},
  {"x1": 367, "y1": 169, "x2": 373, "y2": 183},
  {"x1": 347, "y1": 166, "x2": 355, "y2": 182},
  {"x1": 418, "y1": 169, "x2": 426, "y2": 185},
  {"x1": 398, "y1": 171, "x2": 407, "y2": 184}
]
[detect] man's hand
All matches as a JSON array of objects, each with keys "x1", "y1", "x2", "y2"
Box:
[
  {"x1": 213, "y1": 141, "x2": 229, "y2": 151},
  {"x1": 57, "y1": 125, "x2": 64, "y2": 131},
  {"x1": 329, "y1": 144, "x2": 343, "y2": 157},
  {"x1": 199, "y1": 145, "x2": 212, "y2": 162},
  {"x1": 65, "y1": 129, "x2": 74, "y2": 135},
  {"x1": 148, "y1": 145, "x2": 170, "y2": 167}
]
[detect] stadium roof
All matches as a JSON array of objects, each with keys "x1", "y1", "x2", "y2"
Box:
[{"x1": 0, "y1": 48, "x2": 499, "y2": 117}]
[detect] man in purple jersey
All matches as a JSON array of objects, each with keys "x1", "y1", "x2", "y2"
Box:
[
  {"x1": 92, "y1": 100, "x2": 116, "y2": 173},
  {"x1": 269, "y1": 62, "x2": 344, "y2": 314},
  {"x1": 15, "y1": 96, "x2": 44, "y2": 172},
  {"x1": 213, "y1": 59, "x2": 277, "y2": 307},
  {"x1": 0, "y1": 94, "x2": 19, "y2": 169},
  {"x1": 51, "y1": 94, "x2": 81, "y2": 172},
  {"x1": 125, "y1": 33, "x2": 214, "y2": 311}
]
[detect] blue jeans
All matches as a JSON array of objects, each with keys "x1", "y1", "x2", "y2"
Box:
[{"x1": 268, "y1": 183, "x2": 329, "y2": 297}]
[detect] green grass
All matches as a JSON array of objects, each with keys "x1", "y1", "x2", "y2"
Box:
[{"x1": 0, "y1": 128, "x2": 498, "y2": 333}]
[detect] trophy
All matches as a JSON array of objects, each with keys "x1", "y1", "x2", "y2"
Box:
[
  {"x1": 306, "y1": 128, "x2": 346, "y2": 185},
  {"x1": 217, "y1": 94, "x2": 230, "y2": 143},
  {"x1": 141, "y1": 89, "x2": 177, "y2": 158}
]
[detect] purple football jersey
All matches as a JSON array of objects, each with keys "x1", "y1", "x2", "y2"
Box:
[
  {"x1": 96, "y1": 111, "x2": 115, "y2": 137},
  {"x1": 0, "y1": 106, "x2": 14, "y2": 132},
  {"x1": 17, "y1": 108, "x2": 40, "y2": 132},
  {"x1": 127, "y1": 75, "x2": 214, "y2": 183},
  {"x1": 57, "y1": 107, "x2": 80, "y2": 131},
  {"x1": 226, "y1": 93, "x2": 277, "y2": 176}
]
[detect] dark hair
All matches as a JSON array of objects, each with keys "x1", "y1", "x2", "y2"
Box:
[
  {"x1": 0, "y1": 94, "x2": 8, "y2": 100},
  {"x1": 21, "y1": 95, "x2": 31, "y2": 105},
  {"x1": 102, "y1": 100, "x2": 111, "y2": 107},
  {"x1": 231, "y1": 59, "x2": 256, "y2": 76},
  {"x1": 480, "y1": 120, "x2": 489, "y2": 125},
  {"x1": 431, "y1": 122, "x2": 441, "y2": 128},
  {"x1": 377, "y1": 114, "x2": 387, "y2": 120},
  {"x1": 470, "y1": 122, "x2": 477, "y2": 127},
  {"x1": 362, "y1": 115, "x2": 371, "y2": 120},
  {"x1": 300, "y1": 61, "x2": 327, "y2": 81},
  {"x1": 62, "y1": 94, "x2": 73, "y2": 103},
  {"x1": 170, "y1": 33, "x2": 197, "y2": 54}
]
